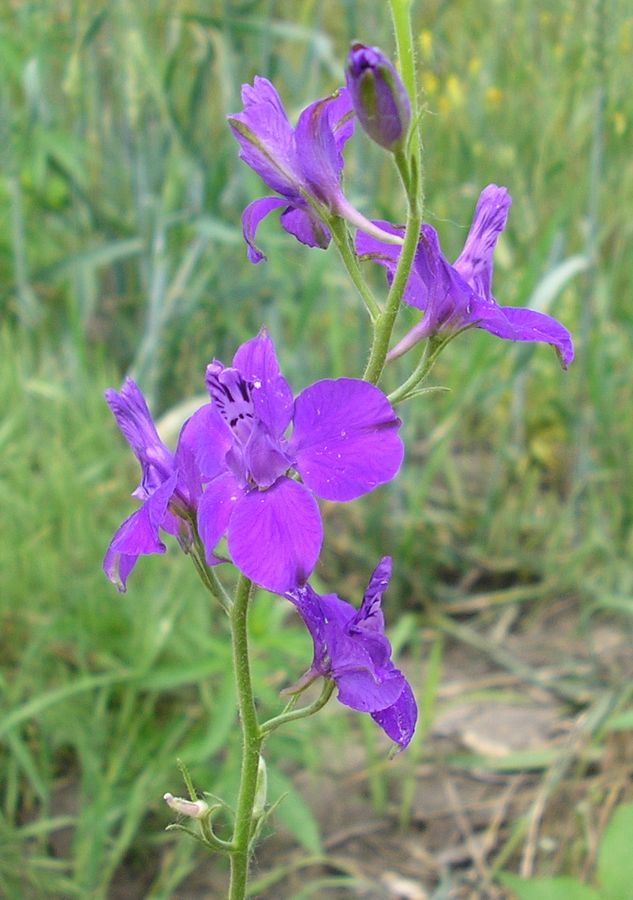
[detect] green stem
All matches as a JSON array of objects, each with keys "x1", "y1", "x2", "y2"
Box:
[
  {"x1": 388, "y1": 327, "x2": 475, "y2": 404},
  {"x1": 387, "y1": 334, "x2": 446, "y2": 403},
  {"x1": 361, "y1": 1, "x2": 425, "y2": 385},
  {"x1": 228, "y1": 575, "x2": 262, "y2": 900},
  {"x1": 328, "y1": 217, "x2": 381, "y2": 322},
  {"x1": 260, "y1": 679, "x2": 335, "y2": 736},
  {"x1": 363, "y1": 162, "x2": 420, "y2": 384},
  {"x1": 189, "y1": 525, "x2": 232, "y2": 612},
  {"x1": 388, "y1": 342, "x2": 432, "y2": 404},
  {"x1": 390, "y1": 0, "x2": 422, "y2": 164}
]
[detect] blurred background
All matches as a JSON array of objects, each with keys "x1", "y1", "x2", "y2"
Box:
[{"x1": 1, "y1": 0, "x2": 632, "y2": 897}]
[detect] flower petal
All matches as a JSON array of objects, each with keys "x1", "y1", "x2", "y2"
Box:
[
  {"x1": 197, "y1": 472, "x2": 241, "y2": 565},
  {"x1": 228, "y1": 77, "x2": 300, "y2": 197},
  {"x1": 103, "y1": 545, "x2": 138, "y2": 594},
  {"x1": 104, "y1": 378, "x2": 165, "y2": 462},
  {"x1": 286, "y1": 585, "x2": 356, "y2": 675},
  {"x1": 336, "y1": 662, "x2": 406, "y2": 714},
  {"x1": 453, "y1": 184, "x2": 511, "y2": 300},
  {"x1": 294, "y1": 89, "x2": 351, "y2": 208},
  {"x1": 328, "y1": 86, "x2": 355, "y2": 152},
  {"x1": 355, "y1": 221, "x2": 427, "y2": 306},
  {"x1": 105, "y1": 378, "x2": 174, "y2": 499},
  {"x1": 109, "y1": 473, "x2": 176, "y2": 554},
  {"x1": 228, "y1": 477, "x2": 322, "y2": 592},
  {"x1": 241, "y1": 196, "x2": 288, "y2": 263},
  {"x1": 244, "y1": 421, "x2": 293, "y2": 488},
  {"x1": 233, "y1": 330, "x2": 294, "y2": 437},
  {"x1": 279, "y1": 206, "x2": 331, "y2": 250},
  {"x1": 371, "y1": 679, "x2": 418, "y2": 749},
  {"x1": 414, "y1": 224, "x2": 475, "y2": 320},
  {"x1": 178, "y1": 401, "x2": 234, "y2": 482},
  {"x1": 476, "y1": 304, "x2": 575, "y2": 368},
  {"x1": 103, "y1": 472, "x2": 177, "y2": 591},
  {"x1": 174, "y1": 403, "x2": 227, "y2": 506},
  {"x1": 354, "y1": 555, "x2": 391, "y2": 632},
  {"x1": 291, "y1": 378, "x2": 403, "y2": 501}
]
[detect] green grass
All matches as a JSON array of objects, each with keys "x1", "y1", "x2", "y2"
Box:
[{"x1": 1, "y1": 0, "x2": 633, "y2": 895}]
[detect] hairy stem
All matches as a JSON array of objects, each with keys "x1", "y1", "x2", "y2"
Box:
[
  {"x1": 389, "y1": 0, "x2": 423, "y2": 169},
  {"x1": 189, "y1": 526, "x2": 232, "y2": 612},
  {"x1": 329, "y1": 217, "x2": 381, "y2": 322},
  {"x1": 228, "y1": 575, "x2": 262, "y2": 900},
  {"x1": 362, "y1": 0, "x2": 424, "y2": 388},
  {"x1": 363, "y1": 159, "x2": 420, "y2": 384},
  {"x1": 387, "y1": 334, "x2": 453, "y2": 403}
]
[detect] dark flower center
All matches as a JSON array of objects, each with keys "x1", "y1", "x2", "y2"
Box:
[{"x1": 207, "y1": 367, "x2": 255, "y2": 443}]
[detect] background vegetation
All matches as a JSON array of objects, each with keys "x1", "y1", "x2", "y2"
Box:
[{"x1": 1, "y1": 0, "x2": 632, "y2": 896}]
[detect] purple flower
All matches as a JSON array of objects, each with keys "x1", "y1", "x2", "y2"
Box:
[
  {"x1": 346, "y1": 43, "x2": 411, "y2": 150},
  {"x1": 103, "y1": 379, "x2": 209, "y2": 591},
  {"x1": 193, "y1": 330, "x2": 404, "y2": 593},
  {"x1": 286, "y1": 557, "x2": 417, "y2": 750},
  {"x1": 228, "y1": 77, "x2": 355, "y2": 263},
  {"x1": 356, "y1": 184, "x2": 575, "y2": 367}
]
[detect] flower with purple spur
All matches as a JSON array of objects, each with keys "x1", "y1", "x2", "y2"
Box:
[
  {"x1": 356, "y1": 184, "x2": 575, "y2": 367},
  {"x1": 227, "y1": 77, "x2": 355, "y2": 263},
  {"x1": 193, "y1": 330, "x2": 404, "y2": 593},
  {"x1": 285, "y1": 556, "x2": 417, "y2": 750},
  {"x1": 103, "y1": 379, "x2": 209, "y2": 591},
  {"x1": 345, "y1": 43, "x2": 411, "y2": 151},
  {"x1": 228, "y1": 78, "x2": 403, "y2": 263}
]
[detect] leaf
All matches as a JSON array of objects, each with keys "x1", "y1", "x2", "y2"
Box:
[
  {"x1": 266, "y1": 765, "x2": 322, "y2": 856},
  {"x1": 596, "y1": 803, "x2": 633, "y2": 899},
  {"x1": 499, "y1": 873, "x2": 600, "y2": 900}
]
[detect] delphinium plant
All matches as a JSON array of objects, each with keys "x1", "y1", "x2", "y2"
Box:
[{"x1": 103, "y1": 6, "x2": 574, "y2": 898}]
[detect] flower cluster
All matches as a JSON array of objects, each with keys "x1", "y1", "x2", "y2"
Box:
[
  {"x1": 104, "y1": 332, "x2": 410, "y2": 744},
  {"x1": 105, "y1": 42, "x2": 575, "y2": 754},
  {"x1": 105, "y1": 331, "x2": 403, "y2": 595},
  {"x1": 228, "y1": 44, "x2": 573, "y2": 369}
]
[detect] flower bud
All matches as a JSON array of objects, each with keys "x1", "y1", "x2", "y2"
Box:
[
  {"x1": 345, "y1": 43, "x2": 411, "y2": 151},
  {"x1": 163, "y1": 793, "x2": 209, "y2": 819},
  {"x1": 252, "y1": 755, "x2": 268, "y2": 820}
]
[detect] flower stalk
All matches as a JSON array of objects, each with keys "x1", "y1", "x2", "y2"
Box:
[
  {"x1": 327, "y1": 216, "x2": 382, "y2": 322},
  {"x1": 189, "y1": 522, "x2": 232, "y2": 612},
  {"x1": 363, "y1": 155, "x2": 421, "y2": 384},
  {"x1": 387, "y1": 331, "x2": 467, "y2": 405},
  {"x1": 389, "y1": 0, "x2": 423, "y2": 166},
  {"x1": 260, "y1": 679, "x2": 336, "y2": 737},
  {"x1": 228, "y1": 574, "x2": 262, "y2": 899},
  {"x1": 361, "y1": 6, "x2": 422, "y2": 386}
]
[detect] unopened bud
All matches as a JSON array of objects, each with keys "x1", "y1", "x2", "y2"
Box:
[
  {"x1": 163, "y1": 793, "x2": 209, "y2": 819},
  {"x1": 345, "y1": 43, "x2": 411, "y2": 151},
  {"x1": 252, "y1": 756, "x2": 268, "y2": 820}
]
